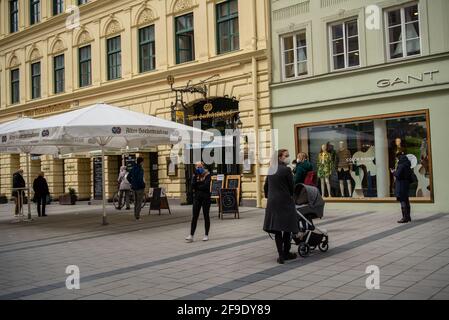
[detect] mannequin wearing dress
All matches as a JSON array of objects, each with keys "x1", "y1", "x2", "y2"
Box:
[
  {"x1": 317, "y1": 144, "x2": 333, "y2": 197},
  {"x1": 337, "y1": 141, "x2": 352, "y2": 197}
]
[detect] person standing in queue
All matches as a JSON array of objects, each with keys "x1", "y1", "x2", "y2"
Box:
[
  {"x1": 128, "y1": 157, "x2": 146, "y2": 221},
  {"x1": 264, "y1": 149, "x2": 299, "y2": 264},
  {"x1": 33, "y1": 172, "x2": 50, "y2": 217},
  {"x1": 186, "y1": 162, "x2": 211, "y2": 243}
]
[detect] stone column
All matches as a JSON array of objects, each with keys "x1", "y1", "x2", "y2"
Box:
[
  {"x1": 0, "y1": 154, "x2": 20, "y2": 197},
  {"x1": 40, "y1": 155, "x2": 64, "y2": 198},
  {"x1": 105, "y1": 155, "x2": 119, "y2": 200},
  {"x1": 374, "y1": 119, "x2": 390, "y2": 198},
  {"x1": 64, "y1": 158, "x2": 91, "y2": 200}
]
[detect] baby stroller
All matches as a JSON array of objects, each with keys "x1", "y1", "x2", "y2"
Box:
[{"x1": 292, "y1": 183, "x2": 329, "y2": 257}]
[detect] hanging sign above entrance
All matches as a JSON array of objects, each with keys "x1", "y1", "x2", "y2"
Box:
[{"x1": 187, "y1": 97, "x2": 239, "y2": 121}]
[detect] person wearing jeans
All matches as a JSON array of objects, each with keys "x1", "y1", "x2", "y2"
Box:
[
  {"x1": 186, "y1": 162, "x2": 212, "y2": 243},
  {"x1": 128, "y1": 157, "x2": 146, "y2": 221}
]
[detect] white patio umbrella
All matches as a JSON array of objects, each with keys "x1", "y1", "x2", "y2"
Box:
[{"x1": 3, "y1": 103, "x2": 212, "y2": 225}]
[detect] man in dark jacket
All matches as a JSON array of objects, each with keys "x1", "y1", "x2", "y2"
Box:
[
  {"x1": 33, "y1": 172, "x2": 50, "y2": 217},
  {"x1": 186, "y1": 162, "x2": 212, "y2": 242},
  {"x1": 12, "y1": 169, "x2": 26, "y2": 216},
  {"x1": 393, "y1": 155, "x2": 414, "y2": 223},
  {"x1": 128, "y1": 157, "x2": 146, "y2": 220},
  {"x1": 264, "y1": 149, "x2": 299, "y2": 264}
]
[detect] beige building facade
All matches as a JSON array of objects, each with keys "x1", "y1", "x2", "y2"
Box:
[{"x1": 0, "y1": 0, "x2": 272, "y2": 207}]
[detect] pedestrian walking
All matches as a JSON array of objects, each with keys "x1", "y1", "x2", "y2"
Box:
[
  {"x1": 186, "y1": 162, "x2": 211, "y2": 243},
  {"x1": 117, "y1": 166, "x2": 131, "y2": 210},
  {"x1": 127, "y1": 157, "x2": 146, "y2": 220},
  {"x1": 12, "y1": 169, "x2": 26, "y2": 216},
  {"x1": 264, "y1": 149, "x2": 299, "y2": 264},
  {"x1": 392, "y1": 155, "x2": 415, "y2": 223},
  {"x1": 33, "y1": 172, "x2": 49, "y2": 217}
]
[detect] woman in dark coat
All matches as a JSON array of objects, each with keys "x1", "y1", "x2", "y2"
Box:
[
  {"x1": 33, "y1": 172, "x2": 50, "y2": 217},
  {"x1": 393, "y1": 155, "x2": 414, "y2": 223},
  {"x1": 12, "y1": 169, "x2": 26, "y2": 216},
  {"x1": 186, "y1": 162, "x2": 212, "y2": 243},
  {"x1": 264, "y1": 149, "x2": 299, "y2": 264}
]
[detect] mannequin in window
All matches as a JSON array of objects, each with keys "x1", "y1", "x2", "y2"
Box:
[
  {"x1": 337, "y1": 141, "x2": 352, "y2": 197},
  {"x1": 317, "y1": 144, "x2": 333, "y2": 197}
]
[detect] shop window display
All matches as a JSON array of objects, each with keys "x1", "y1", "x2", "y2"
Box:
[{"x1": 296, "y1": 112, "x2": 431, "y2": 201}]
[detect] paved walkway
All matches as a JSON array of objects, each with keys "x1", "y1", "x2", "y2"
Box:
[{"x1": 0, "y1": 201, "x2": 448, "y2": 300}]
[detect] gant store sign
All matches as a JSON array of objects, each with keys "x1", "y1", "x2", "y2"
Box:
[{"x1": 377, "y1": 70, "x2": 439, "y2": 88}]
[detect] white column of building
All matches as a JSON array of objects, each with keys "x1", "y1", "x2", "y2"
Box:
[{"x1": 374, "y1": 119, "x2": 390, "y2": 198}]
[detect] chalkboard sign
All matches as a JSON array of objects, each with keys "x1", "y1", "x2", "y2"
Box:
[
  {"x1": 210, "y1": 176, "x2": 224, "y2": 199},
  {"x1": 149, "y1": 188, "x2": 171, "y2": 215},
  {"x1": 93, "y1": 157, "x2": 103, "y2": 200},
  {"x1": 219, "y1": 188, "x2": 239, "y2": 219},
  {"x1": 225, "y1": 175, "x2": 241, "y2": 206}
]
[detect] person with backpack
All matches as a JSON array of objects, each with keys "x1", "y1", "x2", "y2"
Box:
[
  {"x1": 33, "y1": 172, "x2": 50, "y2": 217},
  {"x1": 294, "y1": 152, "x2": 313, "y2": 186},
  {"x1": 117, "y1": 166, "x2": 131, "y2": 210},
  {"x1": 127, "y1": 157, "x2": 146, "y2": 220},
  {"x1": 392, "y1": 155, "x2": 415, "y2": 223}
]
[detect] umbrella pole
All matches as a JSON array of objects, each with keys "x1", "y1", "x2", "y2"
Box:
[
  {"x1": 101, "y1": 147, "x2": 108, "y2": 226},
  {"x1": 26, "y1": 152, "x2": 32, "y2": 220}
]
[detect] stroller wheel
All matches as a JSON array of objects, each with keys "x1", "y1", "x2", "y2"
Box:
[
  {"x1": 298, "y1": 244, "x2": 310, "y2": 257},
  {"x1": 319, "y1": 242, "x2": 329, "y2": 252}
]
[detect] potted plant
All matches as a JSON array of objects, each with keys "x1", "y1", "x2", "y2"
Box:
[{"x1": 59, "y1": 188, "x2": 78, "y2": 205}]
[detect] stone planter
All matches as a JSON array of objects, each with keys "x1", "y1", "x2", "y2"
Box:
[{"x1": 59, "y1": 194, "x2": 77, "y2": 205}]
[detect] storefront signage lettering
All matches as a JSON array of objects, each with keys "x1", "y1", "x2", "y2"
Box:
[
  {"x1": 124, "y1": 128, "x2": 169, "y2": 135},
  {"x1": 187, "y1": 110, "x2": 239, "y2": 121},
  {"x1": 377, "y1": 70, "x2": 439, "y2": 88},
  {"x1": 23, "y1": 103, "x2": 71, "y2": 117}
]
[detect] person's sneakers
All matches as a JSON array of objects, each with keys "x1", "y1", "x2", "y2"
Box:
[
  {"x1": 277, "y1": 256, "x2": 285, "y2": 264},
  {"x1": 42, "y1": 214, "x2": 48, "y2": 217},
  {"x1": 202, "y1": 235, "x2": 209, "y2": 242},
  {"x1": 126, "y1": 207, "x2": 131, "y2": 210},
  {"x1": 397, "y1": 218, "x2": 407, "y2": 224},
  {"x1": 185, "y1": 235, "x2": 194, "y2": 243},
  {"x1": 284, "y1": 252, "x2": 297, "y2": 261}
]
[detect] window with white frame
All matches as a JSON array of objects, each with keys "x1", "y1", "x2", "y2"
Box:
[
  {"x1": 330, "y1": 19, "x2": 360, "y2": 70},
  {"x1": 386, "y1": 3, "x2": 420, "y2": 60},
  {"x1": 281, "y1": 32, "x2": 307, "y2": 80}
]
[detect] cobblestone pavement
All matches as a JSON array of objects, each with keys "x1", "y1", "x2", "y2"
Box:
[{"x1": 0, "y1": 201, "x2": 448, "y2": 300}]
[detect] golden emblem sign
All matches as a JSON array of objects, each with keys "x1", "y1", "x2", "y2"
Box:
[{"x1": 203, "y1": 103, "x2": 213, "y2": 113}]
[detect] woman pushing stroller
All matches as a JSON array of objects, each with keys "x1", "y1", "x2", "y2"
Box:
[{"x1": 263, "y1": 149, "x2": 299, "y2": 264}]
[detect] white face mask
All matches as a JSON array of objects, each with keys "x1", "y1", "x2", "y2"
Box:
[{"x1": 284, "y1": 157, "x2": 291, "y2": 165}]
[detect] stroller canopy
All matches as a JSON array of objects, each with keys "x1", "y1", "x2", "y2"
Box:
[{"x1": 294, "y1": 184, "x2": 325, "y2": 219}]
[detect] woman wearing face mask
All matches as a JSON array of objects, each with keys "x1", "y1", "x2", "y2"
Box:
[
  {"x1": 186, "y1": 162, "x2": 212, "y2": 243},
  {"x1": 263, "y1": 149, "x2": 300, "y2": 264}
]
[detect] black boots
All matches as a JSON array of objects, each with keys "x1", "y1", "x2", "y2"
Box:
[{"x1": 398, "y1": 203, "x2": 412, "y2": 223}]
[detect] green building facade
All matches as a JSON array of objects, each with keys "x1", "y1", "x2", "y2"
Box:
[{"x1": 270, "y1": 0, "x2": 449, "y2": 212}]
